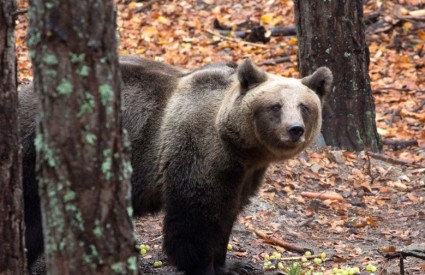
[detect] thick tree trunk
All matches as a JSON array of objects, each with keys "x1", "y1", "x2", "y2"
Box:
[
  {"x1": 0, "y1": 1, "x2": 27, "y2": 274},
  {"x1": 27, "y1": 0, "x2": 137, "y2": 273},
  {"x1": 294, "y1": 0, "x2": 382, "y2": 152}
]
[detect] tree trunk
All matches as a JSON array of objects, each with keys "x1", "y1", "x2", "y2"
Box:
[
  {"x1": 0, "y1": 1, "x2": 27, "y2": 274},
  {"x1": 27, "y1": 0, "x2": 138, "y2": 273},
  {"x1": 294, "y1": 0, "x2": 382, "y2": 152}
]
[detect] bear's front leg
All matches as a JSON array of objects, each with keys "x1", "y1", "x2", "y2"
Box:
[
  {"x1": 162, "y1": 177, "x2": 242, "y2": 274},
  {"x1": 161, "y1": 150, "x2": 248, "y2": 274},
  {"x1": 213, "y1": 225, "x2": 255, "y2": 275},
  {"x1": 163, "y1": 205, "x2": 219, "y2": 275}
]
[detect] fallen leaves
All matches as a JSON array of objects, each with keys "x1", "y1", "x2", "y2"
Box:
[{"x1": 12, "y1": 0, "x2": 425, "y2": 274}]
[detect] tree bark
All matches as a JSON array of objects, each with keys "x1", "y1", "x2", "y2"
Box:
[
  {"x1": 294, "y1": 0, "x2": 382, "y2": 152},
  {"x1": 27, "y1": 0, "x2": 137, "y2": 273},
  {"x1": 0, "y1": 0, "x2": 27, "y2": 273}
]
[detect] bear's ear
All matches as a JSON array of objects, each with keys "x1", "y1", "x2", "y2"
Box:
[
  {"x1": 237, "y1": 59, "x2": 267, "y2": 93},
  {"x1": 301, "y1": 67, "x2": 333, "y2": 99}
]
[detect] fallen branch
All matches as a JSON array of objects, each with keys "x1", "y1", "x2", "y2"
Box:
[
  {"x1": 375, "y1": 87, "x2": 416, "y2": 92},
  {"x1": 365, "y1": 150, "x2": 376, "y2": 187},
  {"x1": 270, "y1": 25, "x2": 297, "y2": 37},
  {"x1": 253, "y1": 229, "x2": 311, "y2": 254},
  {"x1": 146, "y1": 235, "x2": 162, "y2": 243},
  {"x1": 213, "y1": 18, "x2": 296, "y2": 42},
  {"x1": 258, "y1": 56, "x2": 292, "y2": 66},
  {"x1": 217, "y1": 26, "x2": 296, "y2": 38},
  {"x1": 379, "y1": 245, "x2": 425, "y2": 275},
  {"x1": 300, "y1": 191, "x2": 343, "y2": 201},
  {"x1": 410, "y1": 99, "x2": 425, "y2": 112},
  {"x1": 204, "y1": 29, "x2": 269, "y2": 48},
  {"x1": 382, "y1": 139, "x2": 418, "y2": 149},
  {"x1": 298, "y1": 217, "x2": 314, "y2": 227},
  {"x1": 367, "y1": 152, "x2": 420, "y2": 167},
  {"x1": 384, "y1": 250, "x2": 425, "y2": 261}
]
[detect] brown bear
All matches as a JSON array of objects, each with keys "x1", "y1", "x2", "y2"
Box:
[{"x1": 19, "y1": 56, "x2": 332, "y2": 274}]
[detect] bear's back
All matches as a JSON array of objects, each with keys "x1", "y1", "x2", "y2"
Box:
[{"x1": 119, "y1": 56, "x2": 184, "y2": 141}]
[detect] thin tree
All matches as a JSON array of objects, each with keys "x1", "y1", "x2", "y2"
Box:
[
  {"x1": 27, "y1": 0, "x2": 138, "y2": 273},
  {"x1": 294, "y1": 0, "x2": 382, "y2": 152},
  {"x1": 0, "y1": 0, "x2": 27, "y2": 274}
]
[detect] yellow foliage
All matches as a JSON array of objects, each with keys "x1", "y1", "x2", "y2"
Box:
[
  {"x1": 402, "y1": 22, "x2": 413, "y2": 32},
  {"x1": 157, "y1": 16, "x2": 170, "y2": 25},
  {"x1": 261, "y1": 14, "x2": 273, "y2": 24},
  {"x1": 397, "y1": 55, "x2": 411, "y2": 63},
  {"x1": 288, "y1": 37, "x2": 298, "y2": 45},
  {"x1": 272, "y1": 16, "x2": 283, "y2": 26},
  {"x1": 127, "y1": 1, "x2": 136, "y2": 10},
  {"x1": 136, "y1": 48, "x2": 146, "y2": 54}
]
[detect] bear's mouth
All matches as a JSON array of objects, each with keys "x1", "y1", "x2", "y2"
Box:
[
  {"x1": 275, "y1": 140, "x2": 303, "y2": 150},
  {"x1": 275, "y1": 136, "x2": 305, "y2": 149}
]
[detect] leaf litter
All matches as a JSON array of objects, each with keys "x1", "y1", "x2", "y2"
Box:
[{"x1": 15, "y1": 0, "x2": 424, "y2": 274}]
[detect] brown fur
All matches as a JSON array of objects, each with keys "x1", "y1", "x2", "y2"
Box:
[{"x1": 19, "y1": 56, "x2": 332, "y2": 274}]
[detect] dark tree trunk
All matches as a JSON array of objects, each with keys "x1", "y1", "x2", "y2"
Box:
[
  {"x1": 27, "y1": 0, "x2": 137, "y2": 273},
  {"x1": 0, "y1": 0, "x2": 27, "y2": 274},
  {"x1": 294, "y1": 0, "x2": 382, "y2": 152}
]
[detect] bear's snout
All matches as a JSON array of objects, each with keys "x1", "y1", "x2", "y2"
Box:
[{"x1": 287, "y1": 124, "x2": 305, "y2": 142}]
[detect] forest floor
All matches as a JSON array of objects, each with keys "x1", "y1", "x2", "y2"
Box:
[{"x1": 15, "y1": 0, "x2": 425, "y2": 274}]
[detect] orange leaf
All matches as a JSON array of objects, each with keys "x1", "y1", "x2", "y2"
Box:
[
  {"x1": 141, "y1": 26, "x2": 158, "y2": 38},
  {"x1": 300, "y1": 191, "x2": 343, "y2": 201},
  {"x1": 379, "y1": 246, "x2": 397, "y2": 253},
  {"x1": 127, "y1": 1, "x2": 136, "y2": 9},
  {"x1": 418, "y1": 29, "x2": 425, "y2": 41}
]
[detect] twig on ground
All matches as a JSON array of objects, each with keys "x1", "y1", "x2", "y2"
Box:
[
  {"x1": 270, "y1": 25, "x2": 297, "y2": 37},
  {"x1": 367, "y1": 152, "x2": 420, "y2": 167},
  {"x1": 146, "y1": 235, "x2": 162, "y2": 243},
  {"x1": 383, "y1": 251, "x2": 425, "y2": 261},
  {"x1": 252, "y1": 228, "x2": 310, "y2": 254},
  {"x1": 365, "y1": 151, "x2": 376, "y2": 186},
  {"x1": 411, "y1": 184, "x2": 425, "y2": 190},
  {"x1": 375, "y1": 87, "x2": 415, "y2": 92},
  {"x1": 410, "y1": 99, "x2": 425, "y2": 112},
  {"x1": 382, "y1": 139, "x2": 418, "y2": 149},
  {"x1": 204, "y1": 29, "x2": 269, "y2": 48},
  {"x1": 400, "y1": 255, "x2": 405, "y2": 275},
  {"x1": 258, "y1": 56, "x2": 292, "y2": 66},
  {"x1": 298, "y1": 217, "x2": 314, "y2": 227},
  {"x1": 380, "y1": 246, "x2": 425, "y2": 275}
]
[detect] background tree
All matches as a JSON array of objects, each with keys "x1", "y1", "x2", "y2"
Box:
[
  {"x1": 27, "y1": 0, "x2": 138, "y2": 273},
  {"x1": 294, "y1": 0, "x2": 382, "y2": 152},
  {"x1": 0, "y1": 0, "x2": 27, "y2": 273}
]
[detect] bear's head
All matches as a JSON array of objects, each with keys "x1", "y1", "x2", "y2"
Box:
[{"x1": 217, "y1": 59, "x2": 332, "y2": 163}]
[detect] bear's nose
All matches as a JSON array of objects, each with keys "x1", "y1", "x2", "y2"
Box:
[{"x1": 288, "y1": 124, "x2": 305, "y2": 142}]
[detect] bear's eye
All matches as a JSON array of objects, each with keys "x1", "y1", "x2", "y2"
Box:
[
  {"x1": 269, "y1": 104, "x2": 281, "y2": 113},
  {"x1": 300, "y1": 103, "x2": 310, "y2": 114}
]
